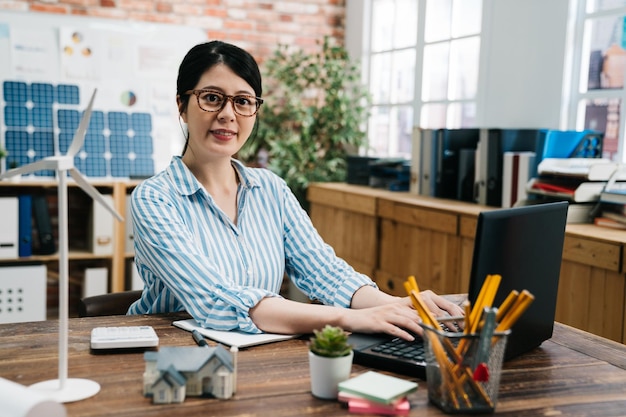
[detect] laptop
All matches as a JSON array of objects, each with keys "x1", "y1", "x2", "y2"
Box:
[{"x1": 348, "y1": 201, "x2": 569, "y2": 379}]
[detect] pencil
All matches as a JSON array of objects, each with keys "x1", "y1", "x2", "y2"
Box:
[
  {"x1": 469, "y1": 274, "x2": 501, "y2": 332},
  {"x1": 495, "y1": 290, "x2": 535, "y2": 333},
  {"x1": 457, "y1": 274, "x2": 500, "y2": 355},
  {"x1": 407, "y1": 275, "x2": 420, "y2": 293},
  {"x1": 409, "y1": 290, "x2": 438, "y2": 328},
  {"x1": 495, "y1": 290, "x2": 519, "y2": 323}
]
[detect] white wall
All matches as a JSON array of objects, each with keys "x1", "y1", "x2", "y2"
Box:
[{"x1": 477, "y1": 0, "x2": 570, "y2": 129}]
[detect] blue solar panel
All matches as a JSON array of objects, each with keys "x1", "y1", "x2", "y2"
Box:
[
  {"x1": 110, "y1": 134, "x2": 130, "y2": 155},
  {"x1": 131, "y1": 157, "x2": 154, "y2": 178},
  {"x1": 3, "y1": 81, "x2": 28, "y2": 104},
  {"x1": 33, "y1": 131, "x2": 55, "y2": 177},
  {"x1": 77, "y1": 155, "x2": 108, "y2": 177},
  {"x1": 32, "y1": 106, "x2": 54, "y2": 129},
  {"x1": 5, "y1": 131, "x2": 30, "y2": 170},
  {"x1": 110, "y1": 157, "x2": 130, "y2": 177},
  {"x1": 2, "y1": 81, "x2": 155, "y2": 179},
  {"x1": 131, "y1": 113, "x2": 152, "y2": 133},
  {"x1": 33, "y1": 131, "x2": 54, "y2": 157},
  {"x1": 56, "y1": 84, "x2": 80, "y2": 105},
  {"x1": 58, "y1": 109, "x2": 80, "y2": 131},
  {"x1": 88, "y1": 111, "x2": 105, "y2": 133},
  {"x1": 4, "y1": 105, "x2": 29, "y2": 127},
  {"x1": 84, "y1": 133, "x2": 106, "y2": 153},
  {"x1": 133, "y1": 134, "x2": 153, "y2": 154},
  {"x1": 108, "y1": 112, "x2": 129, "y2": 133},
  {"x1": 31, "y1": 83, "x2": 55, "y2": 105},
  {"x1": 58, "y1": 132, "x2": 73, "y2": 154}
]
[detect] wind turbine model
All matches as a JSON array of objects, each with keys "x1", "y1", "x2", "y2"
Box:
[{"x1": 0, "y1": 89, "x2": 123, "y2": 402}]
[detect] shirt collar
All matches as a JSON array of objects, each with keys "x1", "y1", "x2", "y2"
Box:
[{"x1": 166, "y1": 156, "x2": 259, "y2": 196}]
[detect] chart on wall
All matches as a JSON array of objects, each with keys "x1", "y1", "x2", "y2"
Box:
[{"x1": 0, "y1": 11, "x2": 206, "y2": 178}]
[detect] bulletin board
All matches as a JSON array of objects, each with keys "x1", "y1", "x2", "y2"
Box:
[{"x1": 0, "y1": 11, "x2": 206, "y2": 178}]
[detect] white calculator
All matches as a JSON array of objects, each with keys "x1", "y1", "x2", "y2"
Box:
[{"x1": 90, "y1": 326, "x2": 159, "y2": 349}]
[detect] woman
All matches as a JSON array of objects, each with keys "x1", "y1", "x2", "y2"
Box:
[{"x1": 128, "y1": 41, "x2": 463, "y2": 341}]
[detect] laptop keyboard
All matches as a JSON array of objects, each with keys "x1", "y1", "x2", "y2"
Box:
[{"x1": 370, "y1": 337, "x2": 426, "y2": 363}]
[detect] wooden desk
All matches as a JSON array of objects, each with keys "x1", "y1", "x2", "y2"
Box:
[{"x1": 1, "y1": 314, "x2": 626, "y2": 416}]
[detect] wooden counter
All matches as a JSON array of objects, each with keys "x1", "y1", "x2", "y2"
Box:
[{"x1": 308, "y1": 183, "x2": 626, "y2": 344}]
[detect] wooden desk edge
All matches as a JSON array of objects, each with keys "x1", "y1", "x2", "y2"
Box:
[{"x1": 550, "y1": 321, "x2": 626, "y2": 371}]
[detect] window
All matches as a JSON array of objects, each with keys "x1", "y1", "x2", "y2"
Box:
[
  {"x1": 367, "y1": 0, "x2": 418, "y2": 157},
  {"x1": 566, "y1": 0, "x2": 626, "y2": 161},
  {"x1": 361, "y1": 0, "x2": 482, "y2": 158}
]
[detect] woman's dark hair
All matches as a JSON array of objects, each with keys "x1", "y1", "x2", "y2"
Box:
[{"x1": 177, "y1": 41, "x2": 263, "y2": 155}]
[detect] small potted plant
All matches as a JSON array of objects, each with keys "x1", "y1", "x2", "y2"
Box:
[{"x1": 308, "y1": 325, "x2": 354, "y2": 399}]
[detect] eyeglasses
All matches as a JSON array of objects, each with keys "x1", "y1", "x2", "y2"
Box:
[{"x1": 185, "y1": 89, "x2": 263, "y2": 117}]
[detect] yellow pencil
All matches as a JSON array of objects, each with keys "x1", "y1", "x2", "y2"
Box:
[
  {"x1": 457, "y1": 274, "x2": 501, "y2": 355},
  {"x1": 469, "y1": 274, "x2": 501, "y2": 332},
  {"x1": 495, "y1": 290, "x2": 535, "y2": 333},
  {"x1": 407, "y1": 275, "x2": 420, "y2": 293},
  {"x1": 495, "y1": 290, "x2": 519, "y2": 322},
  {"x1": 410, "y1": 290, "x2": 438, "y2": 328}
]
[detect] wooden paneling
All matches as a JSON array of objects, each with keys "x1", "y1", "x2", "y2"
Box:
[
  {"x1": 307, "y1": 183, "x2": 379, "y2": 215},
  {"x1": 308, "y1": 188, "x2": 378, "y2": 277},
  {"x1": 377, "y1": 217, "x2": 462, "y2": 295},
  {"x1": 378, "y1": 199, "x2": 458, "y2": 234},
  {"x1": 556, "y1": 261, "x2": 625, "y2": 343},
  {"x1": 562, "y1": 236, "x2": 621, "y2": 272}
]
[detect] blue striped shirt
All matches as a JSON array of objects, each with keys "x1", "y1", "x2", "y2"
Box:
[{"x1": 128, "y1": 156, "x2": 376, "y2": 333}]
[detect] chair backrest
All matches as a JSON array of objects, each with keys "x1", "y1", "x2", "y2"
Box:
[{"x1": 79, "y1": 290, "x2": 142, "y2": 317}]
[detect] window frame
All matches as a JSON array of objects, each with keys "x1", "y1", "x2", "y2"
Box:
[
  {"x1": 351, "y1": 0, "x2": 483, "y2": 159},
  {"x1": 564, "y1": 0, "x2": 626, "y2": 162}
]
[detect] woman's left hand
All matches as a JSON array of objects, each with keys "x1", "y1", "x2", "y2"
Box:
[{"x1": 417, "y1": 290, "x2": 465, "y2": 321}]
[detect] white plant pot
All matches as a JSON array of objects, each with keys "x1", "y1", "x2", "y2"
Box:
[{"x1": 308, "y1": 350, "x2": 354, "y2": 399}]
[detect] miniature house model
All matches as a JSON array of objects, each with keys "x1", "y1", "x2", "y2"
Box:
[{"x1": 143, "y1": 345, "x2": 237, "y2": 404}]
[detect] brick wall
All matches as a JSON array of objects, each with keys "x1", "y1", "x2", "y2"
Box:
[{"x1": 0, "y1": 0, "x2": 346, "y2": 63}]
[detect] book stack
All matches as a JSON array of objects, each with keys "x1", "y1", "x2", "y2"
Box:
[
  {"x1": 337, "y1": 371, "x2": 417, "y2": 416},
  {"x1": 594, "y1": 204, "x2": 626, "y2": 230},
  {"x1": 526, "y1": 158, "x2": 625, "y2": 223},
  {"x1": 593, "y1": 166, "x2": 626, "y2": 230}
]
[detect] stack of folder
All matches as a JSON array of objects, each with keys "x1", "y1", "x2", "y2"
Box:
[{"x1": 337, "y1": 371, "x2": 417, "y2": 415}]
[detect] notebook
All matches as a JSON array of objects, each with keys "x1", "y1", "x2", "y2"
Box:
[
  {"x1": 348, "y1": 201, "x2": 569, "y2": 379},
  {"x1": 172, "y1": 318, "x2": 298, "y2": 348},
  {"x1": 337, "y1": 371, "x2": 418, "y2": 405}
]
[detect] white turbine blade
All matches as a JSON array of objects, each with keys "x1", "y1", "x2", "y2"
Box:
[
  {"x1": 69, "y1": 168, "x2": 123, "y2": 222},
  {"x1": 0, "y1": 159, "x2": 57, "y2": 180},
  {"x1": 66, "y1": 88, "x2": 97, "y2": 157}
]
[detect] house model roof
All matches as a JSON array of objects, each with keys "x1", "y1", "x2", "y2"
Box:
[{"x1": 145, "y1": 346, "x2": 234, "y2": 373}]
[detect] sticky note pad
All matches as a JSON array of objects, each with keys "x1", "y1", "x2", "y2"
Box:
[
  {"x1": 348, "y1": 397, "x2": 411, "y2": 416},
  {"x1": 338, "y1": 371, "x2": 418, "y2": 405}
]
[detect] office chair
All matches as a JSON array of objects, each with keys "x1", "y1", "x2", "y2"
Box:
[{"x1": 79, "y1": 290, "x2": 142, "y2": 317}]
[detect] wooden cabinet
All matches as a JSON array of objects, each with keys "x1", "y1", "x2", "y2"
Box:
[
  {"x1": 308, "y1": 183, "x2": 626, "y2": 344},
  {"x1": 308, "y1": 183, "x2": 380, "y2": 278},
  {"x1": 0, "y1": 180, "x2": 138, "y2": 308}
]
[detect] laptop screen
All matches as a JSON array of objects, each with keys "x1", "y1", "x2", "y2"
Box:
[{"x1": 468, "y1": 201, "x2": 569, "y2": 359}]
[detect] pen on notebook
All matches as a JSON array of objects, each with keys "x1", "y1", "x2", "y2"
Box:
[{"x1": 192, "y1": 330, "x2": 209, "y2": 347}]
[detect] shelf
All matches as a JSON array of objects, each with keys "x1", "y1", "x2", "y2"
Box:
[
  {"x1": 0, "y1": 251, "x2": 114, "y2": 263},
  {"x1": 0, "y1": 179, "x2": 137, "y2": 293}
]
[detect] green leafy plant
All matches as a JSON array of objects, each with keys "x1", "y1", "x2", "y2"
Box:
[
  {"x1": 239, "y1": 36, "x2": 370, "y2": 209},
  {"x1": 309, "y1": 325, "x2": 352, "y2": 358}
]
